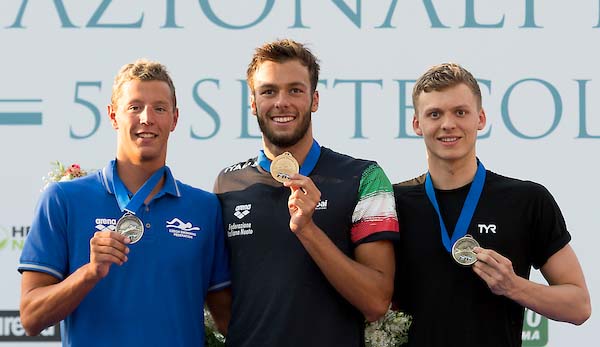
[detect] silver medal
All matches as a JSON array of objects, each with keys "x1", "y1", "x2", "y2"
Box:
[
  {"x1": 451, "y1": 234, "x2": 480, "y2": 266},
  {"x1": 116, "y1": 213, "x2": 144, "y2": 244}
]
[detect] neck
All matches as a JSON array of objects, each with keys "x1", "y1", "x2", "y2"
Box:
[
  {"x1": 262, "y1": 131, "x2": 314, "y2": 166},
  {"x1": 427, "y1": 156, "x2": 478, "y2": 190},
  {"x1": 115, "y1": 158, "x2": 165, "y2": 201}
]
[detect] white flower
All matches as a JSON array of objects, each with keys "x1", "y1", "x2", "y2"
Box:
[
  {"x1": 365, "y1": 308, "x2": 412, "y2": 347},
  {"x1": 59, "y1": 175, "x2": 71, "y2": 182}
]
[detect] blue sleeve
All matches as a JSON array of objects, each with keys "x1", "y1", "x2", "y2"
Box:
[
  {"x1": 207, "y1": 201, "x2": 231, "y2": 291},
  {"x1": 18, "y1": 183, "x2": 69, "y2": 280}
]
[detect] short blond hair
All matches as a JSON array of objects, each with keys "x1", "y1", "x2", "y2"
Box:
[
  {"x1": 111, "y1": 59, "x2": 177, "y2": 111},
  {"x1": 413, "y1": 63, "x2": 481, "y2": 112}
]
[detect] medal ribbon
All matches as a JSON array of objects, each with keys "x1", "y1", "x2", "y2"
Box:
[
  {"x1": 424, "y1": 160, "x2": 486, "y2": 253},
  {"x1": 112, "y1": 164, "x2": 166, "y2": 215},
  {"x1": 258, "y1": 140, "x2": 321, "y2": 176}
]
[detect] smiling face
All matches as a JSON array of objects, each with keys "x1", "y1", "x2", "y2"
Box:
[
  {"x1": 109, "y1": 79, "x2": 178, "y2": 167},
  {"x1": 413, "y1": 83, "x2": 486, "y2": 167},
  {"x1": 250, "y1": 60, "x2": 319, "y2": 150}
]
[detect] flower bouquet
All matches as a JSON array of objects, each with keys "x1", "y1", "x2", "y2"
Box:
[
  {"x1": 365, "y1": 308, "x2": 412, "y2": 347},
  {"x1": 42, "y1": 161, "x2": 88, "y2": 189},
  {"x1": 204, "y1": 308, "x2": 225, "y2": 347}
]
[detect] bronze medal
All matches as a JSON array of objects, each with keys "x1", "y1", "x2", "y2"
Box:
[
  {"x1": 270, "y1": 152, "x2": 299, "y2": 183},
  {"x1": 116, "y1": 213, "x2": 144, "y2": 244},
  {"x1": 451, "y1": 234, "x2": 479, "y2": 266}
]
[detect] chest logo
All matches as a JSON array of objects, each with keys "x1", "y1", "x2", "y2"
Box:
[
  {"x1": 95, "y1": 217, "x2": 117, "y2": 232},
  {"x1": 478, "y1": 224, "x2": 497, "y2": 234},
  {"x1": 316, "y1": 199, "x2": 328, "y2": 211},
  {"x1": 166, "y1": 218, "x2": 200, "y2": 239},
  {"x1": 234, "y1": 204, "x2": 252, "y2": 219}
]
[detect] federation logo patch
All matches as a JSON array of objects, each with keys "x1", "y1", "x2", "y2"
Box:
[
  {"x1": 166, "y1": 218, "x2": 200, "y2": 239},
  {"x1": 227, "y1": 222, "x2": 253, "y2": 238}
]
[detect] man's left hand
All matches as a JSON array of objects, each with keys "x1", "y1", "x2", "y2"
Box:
[{"x1": 472, "y1": 247, "x2": 519, "y2": 297}]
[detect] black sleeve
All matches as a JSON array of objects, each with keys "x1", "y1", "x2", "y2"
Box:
[{"x1": 530, "y1": 183, "x2": 571, "y2": 269}]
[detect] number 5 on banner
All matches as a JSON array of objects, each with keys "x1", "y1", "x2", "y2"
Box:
[{"x1": 70, "y1": 81, "x2": 102, "y2": 139}]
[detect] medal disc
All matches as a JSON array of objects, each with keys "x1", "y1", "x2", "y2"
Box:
[
  {"x1": 116, "y1": 213, "x2": 144, "y2": 244},
  {"x1": 451, "y1": 235, "x2": 480, "y2": 266},
  {"x1": 270, "y1": 152, "x2": 299, "y2": 183}
]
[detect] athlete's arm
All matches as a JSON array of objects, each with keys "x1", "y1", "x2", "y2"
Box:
[
  {"x1": 473, "y1": 244, "x2": 590, "y2": 325},
  {"x1": 205, "y1": 287, "x2": 232, "y2": 335},
  {"x1": 285, "y1": 175, "x2": 394, "y2": 322},
  {"x1": 20, "y1": 231, "x2": 129, "y2": 336}
]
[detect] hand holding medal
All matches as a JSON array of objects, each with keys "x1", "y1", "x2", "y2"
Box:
[
  {"x1": 271, "y1": 152, "x2": 320, "y2": 233},
  {"x1": 471, "y1": 247, "x2": 520, "y2": 297},
  {"x1": 89, "y1": 230, "x2": 131, "y2": 279}
]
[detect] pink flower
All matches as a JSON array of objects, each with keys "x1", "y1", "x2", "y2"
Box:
[{"x1": 42, "y1": 161, "x2": 89, "y2": 191}]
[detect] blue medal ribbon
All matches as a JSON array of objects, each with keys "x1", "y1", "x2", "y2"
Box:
[
  {"x1": 424, "y1": 160, "x2": 486, "y2": 253},
  {"x1": 258, "y1": 140, "x2": 321, "y2": 176},
  {"x1": 112, "y1": 164, "x2": 166, "y2": 215}
]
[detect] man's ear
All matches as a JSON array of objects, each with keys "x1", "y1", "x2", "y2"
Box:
[
  {"x1": 108, "y1": 105, "x2": 118, "y2": 129},
  {"x1": 478, "y1": 108, "x2": 487, "y2": 130},
  {"x1": 171, "y1": 108, "x2": 179, "y2": 132},
  {"x1": 250, "y1": 94, "x2": 257, "y2": 116},
  {"x1": 413, "y1": 114, "x2": 423, "y2": 136},
  {"x1": 311, "y1": 90, "x2": 319, "y2": 112}
]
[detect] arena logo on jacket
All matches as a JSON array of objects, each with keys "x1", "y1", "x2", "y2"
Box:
[{"x1": 228, "y1": 204, "x2": 253, "y2": 238}]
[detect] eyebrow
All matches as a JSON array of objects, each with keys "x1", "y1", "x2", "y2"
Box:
[
  {"x1": 451, "y1": 104, "x2": 470, "y2": 110},
  {"x1": 126, "y1": 98, "x2": 170, "y2": 104},
  {"x1": 255, "y1": 81, "x2": 308, "y2": 89},
  {"x1": 421, "y1": 106, "x2": 441, "y2": 114},
  {"x1": 422, "y1": 104, "x2": 471, "y2": 113}
]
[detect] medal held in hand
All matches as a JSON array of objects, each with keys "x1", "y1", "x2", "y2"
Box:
[
  {"x1": 116, "y1": 212, "x2": 144, "y2": 244},
  {"x1": 424, "y1": 160, "x2": 487, "y2": 266},
  {"x1": 110, "y1": 164, "x2": 166, "y2": 245},
  {"x1": 270, "y1": 152, "x2": 299, "y2": 183},
  {"x1": 451, "y1": 234, "x2": 480, "y2": 266}
]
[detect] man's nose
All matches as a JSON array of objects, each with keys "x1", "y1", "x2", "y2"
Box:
[
  {"x1": 441, "y1": 114, "x2": 456, "y2": 130},
  {"x1": 274, "y1": 92, "x2": 291, "y2": 109},
  {"x1": 139, "y1": 107, "x2": 154, "y2": 125}
]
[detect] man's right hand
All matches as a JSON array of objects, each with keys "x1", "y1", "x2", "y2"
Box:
[
  {"x1": 20, "y1": 231, "x2": 131, "y2": 336},
  {"x1": 88, "y1": 231, "x2": 130, "y2": 279}
]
